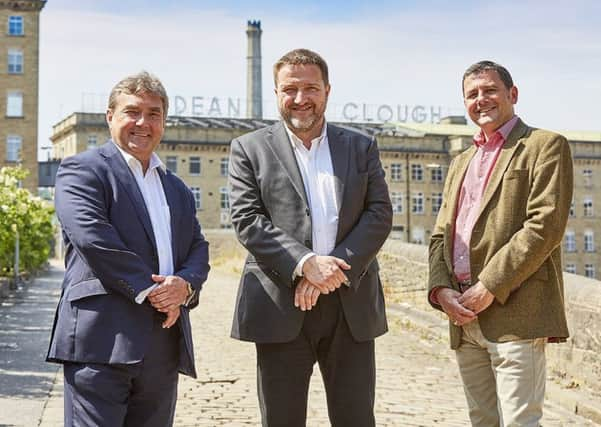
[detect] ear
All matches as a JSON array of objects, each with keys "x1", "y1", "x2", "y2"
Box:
[
  {"x1": 106, "y1": 109, "x2": 113, "y2": 128},
  {"x1": 510, "y1": 86, "x2": 518, "y2": 104},
  {"x1": 325, "y1": 84, "x2": 331, "y2": 98}
]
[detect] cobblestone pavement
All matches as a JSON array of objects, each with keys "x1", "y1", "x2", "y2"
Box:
[{"x1": 2, "y1": 262, "x2": 597, "y2": 426}]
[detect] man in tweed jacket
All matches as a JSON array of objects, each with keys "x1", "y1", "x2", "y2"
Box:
[{"x1": 428, "y1": 61, "x2": 573, "y2": 426}]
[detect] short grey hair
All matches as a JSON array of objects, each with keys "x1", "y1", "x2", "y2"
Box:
[{"x1": 107, "y1": 71, "x2": 169, "y2": 117}]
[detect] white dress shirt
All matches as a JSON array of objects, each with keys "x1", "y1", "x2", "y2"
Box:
[
  {"x1": 285, "y1": 122, "x2": 339, "y2": 277},
  {"x1": 112, "y1": 142, "x2": 173, "y2": 303}
]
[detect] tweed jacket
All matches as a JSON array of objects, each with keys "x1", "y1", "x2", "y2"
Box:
[{"x1": 428, "y1": 118, "x2": 573, "y2": 349}]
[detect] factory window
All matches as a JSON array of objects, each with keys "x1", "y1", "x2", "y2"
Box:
[
  {"x1": 8, "y1": 49, "x2": 23, "y2": 74},
  {"x1": 190, "y1": 187, "x2": 202, "y2": 210},
  {"x1": 220, "y1": 157, "x2": 229, "y2": 176},
  {"x1": 6, "y1": 135, "x2": 22, "y2": 162},
  {"x1": 431, "y1": 193, "x2": 443, "y2": 215},
  {"x1": 583, "y1": 169, "x2": 593, "y2": 188},
  {"x1": 6, "y1": 92, "x2": 23, "y2": 117},
  {"x1": 220, "y1": 187, "x2": 230, "y2": 210},
  {"x1": 390, "y1": 191, "x2": 403, "y2": 213},
  {"x1": 585, "y1": 264, "x2": 595, "y2": 279},
  {"x1": 390, "y1": 164, "x2": 402, "y2": 181},
  {"x1": 189, "y1": 156, "x2": 201, "y2": 175},
  {"x1": 584, "y1": 230, "x2": 595, "y2": 253},
  {"x1": 564, "y1": 264, "x2": 576, "y2": 274},
  {"x1": 564, "y1": 231, "x2": 576, "y2": 253},
  {"x1": 411, "y1": 164, "x2": 423, "y2": 181},
  {"x1": 430, "y1": 167, "x2": 443, "y2": 182},
  {"x1": 411, "y1": 192, "x2": 424, "y2": 214},
  {"x1": 583, "y1": 197, "x2": 593, "y2": 217},
  {"x1": 8, "y1": 16, "x2": 23, "y2": 36},
  {"x1": 166, "y1": 156, "x2": 177, "y2": 173}
]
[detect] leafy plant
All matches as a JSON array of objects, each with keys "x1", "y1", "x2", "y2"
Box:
[{"x1": 0, "y1": 166, "x2": 54, "y2": 277}]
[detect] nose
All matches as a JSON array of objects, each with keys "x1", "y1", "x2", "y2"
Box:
[
  {"x1": 294, "y1": 90, "x2": 307, "y2": 104},
  {"x1": 475, "y1": 90, "x2": 488, "y2": 104},
  {"x1": 135, "y1": 113, "x2": 147, "y2": 126}
]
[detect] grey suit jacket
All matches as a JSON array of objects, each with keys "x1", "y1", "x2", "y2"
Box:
[{"x1": 229, "y1": 122, "x2": 393, "y2": 343}]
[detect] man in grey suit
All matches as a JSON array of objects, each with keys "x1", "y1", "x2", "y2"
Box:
[
  {"x1": 47, "y1": 71, "x2": 210, "y2": 426},
  {"x1": 229, "y1": 49, "x2": 392, "y2": 427}
]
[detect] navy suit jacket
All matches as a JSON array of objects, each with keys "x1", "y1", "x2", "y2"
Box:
[{"x1": 47, "y1": 141, "x2": 209, "y2": 378}]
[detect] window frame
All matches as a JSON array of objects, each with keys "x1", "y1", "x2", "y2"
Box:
[
  {"x1": 189, "y1": 156, "x2": 201, "y2": 176},
  {"x1": 8, "y1": 16, "x2": 24, "y2": 36},
  {"x1": 6, "y1": 134, "x2": 22, "y2": 162},
  {"x1": 7, "y1": 49, "x2": 23, "y2": 74}
]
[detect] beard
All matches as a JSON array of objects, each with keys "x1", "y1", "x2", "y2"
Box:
[{"x1": 279, "y1": 102, "x2": 326, "y2": 134}]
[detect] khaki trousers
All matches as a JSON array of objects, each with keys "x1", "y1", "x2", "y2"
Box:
[{"x1": 455, "y1": 319, "x2": 546, "y2": 427}]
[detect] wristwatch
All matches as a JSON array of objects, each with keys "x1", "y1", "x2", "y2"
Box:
[{"x1": 182, "y1": 281, "x2": 195, "y2": 307}]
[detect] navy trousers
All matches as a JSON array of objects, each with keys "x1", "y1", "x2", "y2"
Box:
[{"x1": 63, "y1": 313, "x2": 180, "y2": 427}]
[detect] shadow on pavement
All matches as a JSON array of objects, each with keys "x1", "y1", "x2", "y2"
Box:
[{"x1": 0, "y1": 267, "x2": 63, "y2": 399}]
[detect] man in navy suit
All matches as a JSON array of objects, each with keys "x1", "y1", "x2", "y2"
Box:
[{"x1": 47, "y1": 71, "x2": 210, "y2": 426}]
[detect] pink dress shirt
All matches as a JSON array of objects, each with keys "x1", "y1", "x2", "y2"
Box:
[{"x1": 452, "y1": 115, "x2": 519, "y2": 282}]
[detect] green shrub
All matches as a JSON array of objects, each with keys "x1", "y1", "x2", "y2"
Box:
[{"x1": 0, "y1": 166, "x2": 54, "y2": 277}]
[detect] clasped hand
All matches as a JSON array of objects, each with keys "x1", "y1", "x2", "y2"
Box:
[
  {"x1": 147, "y1": 274, "x2": 189, "y2": 329},
  {"x1": 294, "y1": 255, "x2": 351, "y2": 311},
  {"x1": 438, "y1": 281, "x2": 495, "y2": 326}
]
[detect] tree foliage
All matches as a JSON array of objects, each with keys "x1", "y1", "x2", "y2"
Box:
[{"x1": 0, "y1": 166, "x2": 54, "y2": 277}]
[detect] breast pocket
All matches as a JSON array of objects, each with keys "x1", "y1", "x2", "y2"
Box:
[{"x1": 502, "y1": 169, "x2": 529, "y2": 221}]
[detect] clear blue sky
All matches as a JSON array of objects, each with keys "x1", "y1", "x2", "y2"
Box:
[{"x1": 38, "y1": 0, "x2": 601, "y2": 156}]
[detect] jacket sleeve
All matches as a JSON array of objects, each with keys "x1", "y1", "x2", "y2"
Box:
[
  {"x1": 478, "y1": 135, "x2": 573, "y2": 304},
  {"x1": 228, "y1": 138, "x2": 313, "y2": 286},
  {"x1": 173, "y1": 187, "x2": 210, "y2": 310},
  {"x1": 55, "y1": 156, "x2": 155, "y2": 302},
  {"x1": 428, "y1": 158, "x2": 458, "y2": 311}
]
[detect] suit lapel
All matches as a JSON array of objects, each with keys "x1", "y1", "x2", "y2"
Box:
[
  {"x1": 327, "y1": 125, "x2": 348, "y2": 214},
  {"x1": 265, "y1": 122, "x2": 308, "y2": 204},
  {"x1": 476, "y1": 119, "x2": 528, "y2": 220},
  {"x1": 102, "y1": 142, "x2": 157, "y2": 252},
  {"x1": 158, "y1": 169, "x2": 178, "y2": 264}
]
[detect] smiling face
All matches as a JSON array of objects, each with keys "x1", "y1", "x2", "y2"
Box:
[
  {"x1": 106, "y1": 92, "x2": 165, "y2": 169},
  {"x1": 463, "y1": 69, "x2": 518, "y2": 138},
  {"x1": 275, "y1": 63, "x2": 330, "y2": 141}
]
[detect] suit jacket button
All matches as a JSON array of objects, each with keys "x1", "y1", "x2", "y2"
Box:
[{"x1": 305, "y1": 208, "x2": 310, "y2": 216}]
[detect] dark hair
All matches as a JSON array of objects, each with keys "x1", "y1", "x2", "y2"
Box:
[
  {"x1": 273, "y1": 48, "x2": 329, "y2": 86},
  {"x1": 462, "y1": 60, "x2": 514, "y2": 92},
  {"x1": 108, "y1": 71, "x2": 168, "y2": 117}
]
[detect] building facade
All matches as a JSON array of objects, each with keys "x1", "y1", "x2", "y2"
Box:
[
  {"x1": 0, "y1": 0, "x2": 45, "y2": 190},
  {"x1": 50, "y1": 112, "x2": 601, "y2": 278}
]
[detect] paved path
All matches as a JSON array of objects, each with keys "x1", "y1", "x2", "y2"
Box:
[{"x1": 0, "y1": 262, "x2": 598, "y2": 426}]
